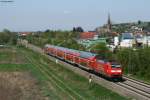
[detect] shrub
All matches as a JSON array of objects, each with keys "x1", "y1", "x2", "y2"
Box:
[{"x1": 117, "y1": 47, "x2": 150, "y2": 80}]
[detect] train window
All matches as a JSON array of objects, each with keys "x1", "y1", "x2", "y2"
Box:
[
  {"x1": 98, "y1": 60, "x2": 105, "y2": 63},
  {"x1": 111, "y1": 64, "x2": 121, "y2": 68},
  {"x1": 96, "y1": 55, "x2": 105, "y2": 59},
  {"x1": 96, "y1": 55, "x2": 109, "y2": 63}
]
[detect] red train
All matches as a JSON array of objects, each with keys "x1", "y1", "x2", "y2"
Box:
[{"x1": 44, "y1": 44, "x2": 122, "y2": 79}]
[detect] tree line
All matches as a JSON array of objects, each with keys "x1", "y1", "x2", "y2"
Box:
[
  {"x1": 0, "y1": 29, "x2": 17, "y2": 45},
  {"x1": 26, "y1": 30, "x2": 85, "y2": 50},
  {"x1": 117, "y1": 48, "x2": 150, "y2": 81}
]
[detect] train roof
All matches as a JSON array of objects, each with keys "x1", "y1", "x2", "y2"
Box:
[
  {"x1": 45, "y1": 44, "x2": 118, "y2": 62},
  {"x1": 45, "y1": 44, "x2": 79, "y2": 53},
  {"x1": 79, "y1": 51, "x2": 97, "y2": 58},
  {"x1": 45, "y1": 44, "x2": 97, "y2": 58}
]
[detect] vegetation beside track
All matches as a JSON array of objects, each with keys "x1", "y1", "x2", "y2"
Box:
[
  {"x1": 117, "y1": 48, "x2": 150, "y2": 83},
  {"x1": 0, "y1": 46, "x2": 47, "y2": 100},
  {"x1": 26, "y1": 30, "x2": 85, "y2": 50}
]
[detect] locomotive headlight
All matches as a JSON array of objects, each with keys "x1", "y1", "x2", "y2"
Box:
[
  {"x1": 111, "y1": 70, "x2": 122, "y2": 73},
  {"x1": 116, "y1": 70, "x2": 122, "y2": 72},
  {"x1": 111, "y1": 70, "x2": 116, "y2": 72}
]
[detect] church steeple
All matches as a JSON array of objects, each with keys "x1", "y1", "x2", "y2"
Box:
[{"x1": 107, "y1": 13, "x2": 112, "y2": 32}]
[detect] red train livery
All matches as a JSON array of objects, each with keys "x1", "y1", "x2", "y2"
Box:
[{"x1": 44, "y1": 44, "x2": 122, "y2": 79}]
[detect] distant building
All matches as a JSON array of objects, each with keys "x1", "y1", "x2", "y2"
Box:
[
  {"x1": 80, "y1": 32, "x2": 98, "y2": 40},
  {"x1": 119, "y1": 33, "x2": 135, "y2": 48},
  {"x1": 18, "y1": 32, "x2": 32, "y2": 36},
  {"x1": 107, "y1": 13, "x2": 112, "y2": 32},
  {"x1": 96, "y1": 13, "x2": 112, "y2": 34},
  {"x1": 78, "y1": 32, "x2": 106, "y2": 47},
  {"x1": 78, "y1": 38, "x2": 107, "y2": 48},
  {"x1": 131, "y1": 26, "x2": 142, "y2": 31}
]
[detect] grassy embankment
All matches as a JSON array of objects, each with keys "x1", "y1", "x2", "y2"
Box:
[{"x1": 0, "y1": 46, "x2": 127, "y2": 100}]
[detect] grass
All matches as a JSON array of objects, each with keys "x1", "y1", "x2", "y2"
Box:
[
  {"x1": 0, "y1": 46, "x2": 128, "y2": 100},
  {"x1": 0, "y1": 64, "x2": 29, "y2": 71},
  {"x1": 0, "y1": 47, "x2": 27, "y2": 64},
  {"x1": 0, "y1": 47, "x2": 28, "y2": 72}
]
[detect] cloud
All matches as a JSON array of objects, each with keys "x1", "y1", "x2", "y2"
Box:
[{"x1": 63, "y1": 10, "x2": 71, "y2": 14}]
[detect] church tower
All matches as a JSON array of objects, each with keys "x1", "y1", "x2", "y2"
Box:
[{"x1": 107, "y1": 13, "x2": 112, "y2": 32}]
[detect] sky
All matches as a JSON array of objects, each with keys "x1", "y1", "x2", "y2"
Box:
[{"x1": 0, "y1": 0, "x2": 150, "y2": 31}]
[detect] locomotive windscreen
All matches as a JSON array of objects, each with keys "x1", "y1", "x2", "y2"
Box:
[
  {"x1": 111, "y1": 61, "x2": 121, "y2": 68},
  {"x1": 95, "y1": 55, "x2": 108, "y2": 62},
  {"x1": 96, "y1": 55, "x2": 121, "y2": 67},
  {"x1": 111, "y1": 64, "x2": 121, "y2": 68}
]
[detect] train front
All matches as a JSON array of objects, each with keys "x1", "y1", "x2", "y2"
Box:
[{"x1": 108, "y1": 61, "x2": 122, "y2": 79}]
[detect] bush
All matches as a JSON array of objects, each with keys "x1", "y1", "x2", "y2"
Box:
[
  {"x1": 0, "y1": 29, "x2": 17, "y2": 45},
  {"x1": 117, "y1": 47, "x2": 150, "y2": 80},
  {"x1": 26, "y1": 30, "x2": 85, "y2": 50},
  {"x1": 88, "y1": 43, "x2": 113, "y2": 60}
]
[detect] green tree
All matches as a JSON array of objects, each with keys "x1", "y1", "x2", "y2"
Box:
[
  {"x1": 117, "y1": 48, "x2": 150, "y2": 81},
  {"x1": 138, "y1": 20, "x2": 142, "y2": 25},
  {"x1": 0, "y1": 29, "x2": 17, "y2": 45},
  {"x1": 88, "y1": 43, "x2": 113, "y2": 60}
]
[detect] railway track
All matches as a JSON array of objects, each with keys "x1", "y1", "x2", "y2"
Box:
[
  {"x1": 116, "y1": 78, "x2": 150, "y2": 99},
  {"x1": 124, "y1": 76, "x2": 150, "y2": 88},
  {"x1": 25, "y1": 43, "x2": 150, "y2": 100},
  {"x1": 121, "y1": 77, "x2": 150, "y2": 97}
]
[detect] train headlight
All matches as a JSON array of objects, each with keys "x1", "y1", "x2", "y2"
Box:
[
  {"x1": 111, "y1": 70, "x2": 116, "y2": 72},
  {"x1": 111, "y1": 70, "x2": 122, "y2": 73},
  {"x1": 116, "y1": 70, "x2": 122, "y2": 72}
]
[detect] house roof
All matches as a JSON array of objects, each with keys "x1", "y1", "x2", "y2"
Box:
[
  {"x1": 80, "y1": 32, "x2": 97, "y2": 39},
  {"x1": 19, "y1": 32, "x2": 31, "y2": 36}
]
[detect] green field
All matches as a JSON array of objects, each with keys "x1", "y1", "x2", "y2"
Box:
[{"x1": 0, "y1": 46, "x2": 127, "y2": 100}]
